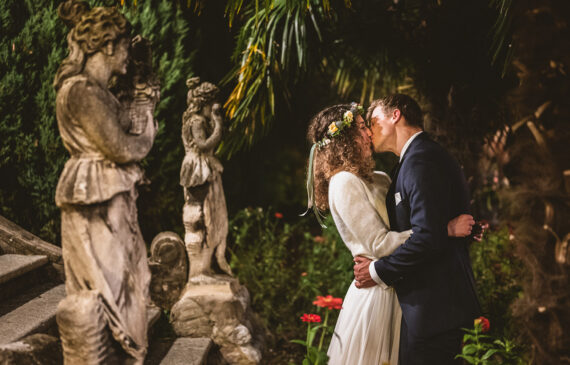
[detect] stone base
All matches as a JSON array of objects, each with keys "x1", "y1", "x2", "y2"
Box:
[
  {"x1": 0, "y1": 334, "x2": 63, "y2": 365},
  {"x1": 170, "y1": 275, "x2": 264, "y2": 364}
]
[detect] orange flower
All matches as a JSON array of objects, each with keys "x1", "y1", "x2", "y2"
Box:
[
  {"x1": 301, "y1": 272, "x2": 308, "y2": 277},
  {"x1": 474, "y1": 316, "x2": 490, "y2": 333},
  {"x1": 313, "y1": 235, "x2": 325, "y2": 243},
  {"x1": 300, "y1": 313, "x2": 321, "y2": 323},
  {"x1": 313, "y1": 295, "x2": 342, "y2": 310},
  {"x1": 274, "y1": 212, "x2": 283, "y2": 219}
]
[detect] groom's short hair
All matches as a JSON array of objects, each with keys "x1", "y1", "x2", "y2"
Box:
[{"x1": 367, "y1": 94, "x2": 423, "y2": 129}]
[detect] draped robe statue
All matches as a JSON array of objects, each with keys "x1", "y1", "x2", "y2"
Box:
[{"x1": 53, "y1": 1, "x2": 159, "y2": 363}]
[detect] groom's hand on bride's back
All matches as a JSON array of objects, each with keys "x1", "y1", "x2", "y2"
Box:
[{"x1": 353, "y1": 256, "x2": 377, "y2": 289}]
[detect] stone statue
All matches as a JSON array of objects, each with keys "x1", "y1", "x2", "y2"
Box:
[
  {"x1": 180, "y1": 77, "x2": 232, "y2": 281},
  {"x1": 53, "y1": 1, "x2": 158, "y2": 363},
  {"x1": 170, "y1": 78, "x2": 264, "y2": 363}
]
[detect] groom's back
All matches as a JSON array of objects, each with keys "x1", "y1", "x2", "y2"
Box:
[{"x1": 392, "y1": 133, "x2": 481, "y2": 338}]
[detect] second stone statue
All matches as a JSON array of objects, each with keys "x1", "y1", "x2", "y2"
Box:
[
  {"x1": 168, "y1": 78, "x2": 264, "y2": 364},
  {"x1": 180, "y1": 77, "x2": 233, "y2": 282}
]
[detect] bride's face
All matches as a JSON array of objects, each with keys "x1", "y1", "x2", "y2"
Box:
[{"x1": 355, "y1": 115, "x2": 373, "y2": 160}]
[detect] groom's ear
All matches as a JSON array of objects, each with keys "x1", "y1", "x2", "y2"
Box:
[{"x1": 391, "y1": 109, "x2": 401, "y2": 124}]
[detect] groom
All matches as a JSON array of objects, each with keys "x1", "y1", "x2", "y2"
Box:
[{"x1": 353, "y1": 94, "x2": 481, "y2": 364}]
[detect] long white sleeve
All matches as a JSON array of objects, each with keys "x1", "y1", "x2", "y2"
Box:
[{"x1": 328, "y1": 171, "x2": 411, "y2": 261}]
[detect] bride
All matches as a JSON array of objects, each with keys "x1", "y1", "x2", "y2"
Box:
[{"x1": 304, "y1": 103, "x2": 474, "y2": 364}]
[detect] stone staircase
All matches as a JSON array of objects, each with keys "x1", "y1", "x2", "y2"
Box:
[{"x1": 0, "y1": 216, "x2": 218, "y2": 364}]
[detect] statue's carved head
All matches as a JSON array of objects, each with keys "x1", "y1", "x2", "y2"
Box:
[
  {"x1": 185, "y1": 77, "x2": 219, "y2": 115},
  {"x1": 54, "y1": 1, "x2": 132, "y2": 90},
  {"x1": 59, "y1": 1, "x2": 131, "y2": 55}
]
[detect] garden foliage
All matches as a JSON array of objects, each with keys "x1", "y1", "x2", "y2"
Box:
[
  {"x1": 0, "y1": 0, "x2": 69, "y2": 241},
  {"x1": 227, "y1": 207, "x2": 352, "y2": 360},
  {"x1": 469, "y1": 227, "x2": 523, "y2": 338},
  {"x1": 457, "y1": 318, "x2": 525, "y2": 365}
]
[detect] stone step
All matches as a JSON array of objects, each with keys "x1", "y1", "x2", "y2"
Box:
[
  {"x1": 0, "y1": 216, "x2": 62, "y2": 266},
  {"x1": 0, "y1": 304, "x2": 164, "y2": 364},
  {"x1": 0, "y1": 284, "x2": 65, "y2": 345},
  {"x1": 0, "y1": 254, "x2": 49, "y2": 285},
  {"x1": 0, "y1": 254, "x2": 55, "y2": 304},
  {"x1": 159, "y1": 337, "x2": 213, "y2": 365}
]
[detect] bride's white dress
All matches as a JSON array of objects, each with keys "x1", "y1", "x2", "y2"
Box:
[{"x1": 327, "y1": 171, "x2": 411, "y2": 365}]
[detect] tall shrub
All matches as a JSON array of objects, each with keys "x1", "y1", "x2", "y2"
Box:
[{"x1": 0, "y1": 0, "x2": 68, "y2": 242}]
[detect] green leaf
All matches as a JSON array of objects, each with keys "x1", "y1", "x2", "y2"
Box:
[
  {"x1": 290, "y1": 339, "x2": 308, "y2": 345},
  {"x1": 294, "y1": 7, "x2": 302, "y2": 66},
  {"x1": 482, "y1": 349, "x2": 499, "y2": 360},
  {"x1": 455, "y1": 354, "x2": 477, "y2": 363},
  {"x1": 308, "y1": 7, "x2": 322, "y2": 41},
  {"x1": 462, "y1": 344, "x2": 478, "y2": 355},
  {"x1": 280, "y1": 9, "x2": 292, "y2": 66}
]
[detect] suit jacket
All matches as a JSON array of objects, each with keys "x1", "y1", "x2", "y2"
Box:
[{"x1": 374, "y1": 132, "x2": 481, "y2": 338}]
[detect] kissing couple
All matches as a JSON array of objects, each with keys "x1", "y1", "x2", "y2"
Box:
[{"x1": 304, "y1": 94, "x2": 482, "y2": 364}]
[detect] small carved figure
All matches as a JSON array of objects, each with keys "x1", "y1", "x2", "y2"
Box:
[
  {"x1": 180, "y1": 77, "x2": 232, "y2": 281},
  {"x1": 148, "y1": 231, "x2": 188, "y2": 310},
  {"x1": 53, "y1": 1, "x2": 158, "y2": 363}
]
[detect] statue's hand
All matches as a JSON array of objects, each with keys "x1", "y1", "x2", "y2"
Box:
[
  {"x1": 211, "y1": 103, "x2": 223, "y2": 128},
  {"x1": 212, "y1": 103, "x2": 222, "y2": 117}
]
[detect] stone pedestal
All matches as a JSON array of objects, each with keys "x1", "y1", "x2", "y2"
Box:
[{"x1": 170, "y1": 275, "x2": 263, "y2": 364}]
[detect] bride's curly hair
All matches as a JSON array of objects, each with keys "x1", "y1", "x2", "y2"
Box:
[{"x1": 307, "y1": 104, "x2": 374, "y2": 211}]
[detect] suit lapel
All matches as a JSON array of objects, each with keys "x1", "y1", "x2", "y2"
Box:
[
  {"x1": 386, "y1": 162, "x2": 401, "y2": 229},
  {"x1": 386, "y1": 132, "x2": 427, "y2": 230}
]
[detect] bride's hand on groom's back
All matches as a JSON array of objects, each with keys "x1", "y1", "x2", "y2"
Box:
[{"x1": 353, "y1": 256, "x2": 377, "y2": 289}]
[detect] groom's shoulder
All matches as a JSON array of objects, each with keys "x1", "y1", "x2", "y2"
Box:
[
  {"x1": 407, "y1": 133, "x2": 450, "y2": 162},
  {"x1": 401, "y1": 135, "x2": 454, "y2": 181}
]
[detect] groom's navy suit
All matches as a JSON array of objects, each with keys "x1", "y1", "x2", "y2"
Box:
[{"x1": 374, "y1": 132, "x2": 480, "y2": 364}]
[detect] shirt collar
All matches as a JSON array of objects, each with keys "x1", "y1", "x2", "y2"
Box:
[{"x1": 399, "y1": 131, "x2": 423, "y2": 162}]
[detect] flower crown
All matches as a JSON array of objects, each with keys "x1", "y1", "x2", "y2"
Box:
[{"x1": 316, "y1": 102, "x2": 365, "y2": 149}]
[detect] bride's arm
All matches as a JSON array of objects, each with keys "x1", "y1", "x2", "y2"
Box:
[{"x1": 329, "y1": 172, "x2": 411, "y2": 260}]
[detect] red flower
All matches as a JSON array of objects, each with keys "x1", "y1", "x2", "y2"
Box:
[
  {"x1": 313, "y1": 236, "x2": 325, "y2": 243},
  {"x1": 313, "y1": 295, "x2": 343, "y2": 310},
  {"x1": 474, "y1": 316, "x2": 490, "y2": 333},
  {"x1": 274, "y1": 212, "x2": 283, "y2": 219},
  {"x1": 300, "y1": 313, "x2": 321, "y2": 323},
  {"x1": 301, "y1": 272, "x2": 308, "y2": 277}
]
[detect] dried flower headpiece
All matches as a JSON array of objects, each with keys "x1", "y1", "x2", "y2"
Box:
[
  {"x1": 316, "y1": 102, "x2": 365, "y2": 149},
  {"x1": 303, "y1": 102, "x2": 365, "y2": 228}
]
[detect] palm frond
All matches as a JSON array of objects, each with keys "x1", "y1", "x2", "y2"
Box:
[
  {"x1": 489, "y1": 0, "x2": 514, "y2": 77},
  {"x1": 220, "y1": 0, "x2": 344, "y2": 157}
]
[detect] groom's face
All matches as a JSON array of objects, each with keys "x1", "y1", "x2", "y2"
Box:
[{"x1": 369, "y1": 106, "x2": 396, "y2": 152}]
